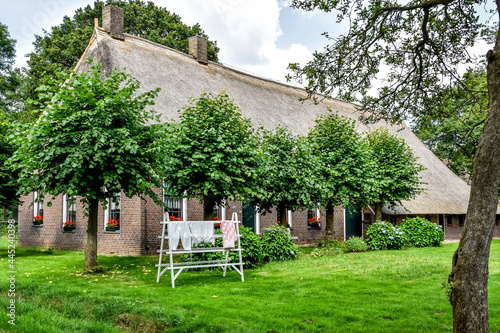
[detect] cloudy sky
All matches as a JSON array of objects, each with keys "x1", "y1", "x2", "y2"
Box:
[
  {"x1": 0, "y1": 0, "x2": 492, "y2": 85},
  {"x1": 0, "y1": 0, "x2": 348, "y2": 84}
]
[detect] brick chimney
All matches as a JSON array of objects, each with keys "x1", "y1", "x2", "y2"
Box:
[
  {"x1": 189, "y1": 36, "x2": 208, "y2": 65},
  {"x1": 102, "y1": 5, "x2": 124, "y2": 40}
]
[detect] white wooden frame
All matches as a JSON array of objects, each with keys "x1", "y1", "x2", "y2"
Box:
[{"x1": 156, "y1": 212, "x2": 245, "y2": 288}]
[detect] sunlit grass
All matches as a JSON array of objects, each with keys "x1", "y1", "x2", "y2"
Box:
[{"x1": 1, "y1": 237, "x2": 499, "y2": 332}]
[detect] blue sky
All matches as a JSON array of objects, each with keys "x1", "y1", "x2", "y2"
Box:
[
  {"x1": 0, "y1": 0, "x2": 345, "y2": 83},
  {"x1": 0, "y1": 0, "x2": 492, "y2": 84}
]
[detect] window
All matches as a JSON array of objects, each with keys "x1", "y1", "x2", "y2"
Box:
[
  {"x1": 307, "y1": 208, "x2": 320, "y2": 228},
  {"x1": 213, "y1": 203, "x2": 222, "y2": 221},
  {"x1": 63, "y1": 195, "x2": 76, "y2": 231},
  {"x1": 105, "y1": 192, "x2": 121, "y2": 232},
  {"x1": 33, "y1": 191, "x2": 44, "y2": 225},
  {"x1": 458, "y1": 215, "x2": 465, "y2": 227},
  {"x1": 390, "y1": 216, "x2": 397, "y2": 225},
  {"x1": 496, "y1": 215, "x2": 499, "y2": 226},
  {"x1": 447, "y1": 215, "x2": 453, "y2": 226},
  {"x1": 163, "y1": 185, "x2": 183, "y2": 221}
]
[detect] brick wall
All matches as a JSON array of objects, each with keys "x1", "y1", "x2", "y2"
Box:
[
  {"x1": 23, "y1": 189, "x2": 497, "y2": 255},
  {"x1": 18, "y1": 191, "x2": 145, "y2": 256}
]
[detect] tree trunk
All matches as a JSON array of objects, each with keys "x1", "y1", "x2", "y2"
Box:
[
  {"x1": 85, "y1": 198, "x2": 99, "y2": 270},
  {"x1": 374, "y1": 203, "x2": 382, "y2": 221},
  {"x1": 203, "y1": 195, "x2": 215, "y2": 221},
  {"x1": 448, "y1": 44, "x2": 500, "y2": 332},
  {"x1": 325, "y1": 201, "x2": 334, "y2": 240},
  {"x1": 278, "y1": 203, "x2": 287, "y2": 228}
]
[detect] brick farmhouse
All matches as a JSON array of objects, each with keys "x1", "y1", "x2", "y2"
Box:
[{"x1": 17, "y1": 6, "x2": 500, "y2": 255}]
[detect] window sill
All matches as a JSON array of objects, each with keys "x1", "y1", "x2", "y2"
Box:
[
  {"x1": 307, "y1": 225, "x2": 321, "y2": 230},
  {"x1": 103, "y1": 230, "x2": 121, "y2": 234},
  {"x1": 32, "y1": 224, "x2": 43, "y2": 227},
  {"x1": 62, "y1": 229, "x2": 76, "y2": 233}
]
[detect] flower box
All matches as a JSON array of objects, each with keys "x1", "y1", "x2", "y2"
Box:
[
  {"x1": 63, "y1": 221, "x2": 75, "y2": 232},
  {"x1": 307, "y1": 216, "x2": 321, "y2": 229},
  {"x1": 106, "y1": 219, "x2": 119, "y2": 232},
  {"x1": 33, "y1": 215, "x2": 43, "y2": 225}
]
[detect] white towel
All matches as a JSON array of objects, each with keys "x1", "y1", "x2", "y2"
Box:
[
  {"x1": 168, "y1": 221, "x2": 191, "y2": 250},
  {"x1": 179, "y1": 221, "x2": 191, "y2": 251},
  {"x1": 168, "y1": 222, "x2": 180, "y2": 250},
  {"x1": 190, "y1": 221, "x2": 214, "y2": 245}
]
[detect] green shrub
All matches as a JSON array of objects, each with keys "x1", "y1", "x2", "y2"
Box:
[
  {"x1": 236, "y1": 226, "x2": 262, "y2": 269},
  {"x1": 260, "y1": 224, "x2": 298, "y2": 262},
  {"x1": 311, "y1": 239, "x2": 346, "y2": 257},
  {"x1": 400, "y1": 216, "x2": 444, "y2": 247},
  {"x1": 182, "y1": 226, "x2": 262, "y2": 269},
  {"x1": 366, "y1": 221, "x2": 406, "y2": 250},
  {"x1": 345, "y1": 236, "x2": 369, "y2": 252}
]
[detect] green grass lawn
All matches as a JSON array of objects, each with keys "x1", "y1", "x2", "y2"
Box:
[{"x1": 1, "y1": 238, "x2": 499, "y2": 333}]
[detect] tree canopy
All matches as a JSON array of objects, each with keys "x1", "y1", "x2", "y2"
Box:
[
  {"x1": 0, "y1": 22, "x2": 23, "y2": 120},
  {"x1": 253, "y1": 126, "x2": 319, "y2": 227},
  {"x1": 25, "y1": 0, "x2": 219, "y2": 119},
  {"x1": 11, "y1": 61, "x2": 163, "y2": 269},
  {"x1": 412, "y1": 66, "x2": 488, "y2": 178},
  {"x1": 366, "y1": 128, "x2": 425, "y2": 219},
  {"x1": 161, "y1": 92, "x2": 261, "y2": 221},
  {"x1": 307, "y1": 111, "x2": 371, "y2": 236}
]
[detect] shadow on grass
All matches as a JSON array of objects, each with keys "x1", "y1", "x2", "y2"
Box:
[{"x1": 0, "y1": 246, "x2": 72, "y2": 258}]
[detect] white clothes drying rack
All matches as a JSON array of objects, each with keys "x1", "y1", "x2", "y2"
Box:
[{"x1": 156, "y1": 212, "x2": 245, "y2": 288}]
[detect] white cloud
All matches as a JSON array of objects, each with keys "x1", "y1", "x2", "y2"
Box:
[{"x1": 162, "y1": 0, "x2": 311, "y2": 82}]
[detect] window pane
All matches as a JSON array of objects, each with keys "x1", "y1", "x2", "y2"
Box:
[
  {"x1": 108, "y1": 193, "x2": 120, "y2": 230},
  {"x1": 66, "y1": 196, "x2": 76, "y2": 222},
  {"x1": 164, "y1": 188, "x2": 182, "y2": 220}
]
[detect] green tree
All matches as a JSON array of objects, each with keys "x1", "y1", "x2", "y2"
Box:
[
  {"x1": 253, "y1": 126, "x2": 319, "y2": 227},
  {"x1": 366, "y1": 128, "x2": 425, "y2": 220},
  {"x1": 161, "y1": 92, "x2": 261, "y2": 221},
  {"x1": 288, "y1": 0, "x2": 499, "y2": 330},
  {"x1": 0, "y1": 112, "x2": 19, "y2": 208},
  {"x1": 11, "y1": 62, "x2": 162, "y2": 270},
  {"x1": 0, "y1": 22, "x2": 23, "y2": 120},
  {"x1": 307, "y1": 111, "x2": 371, "y2": 238},
  {"x1": 412, "y1": 67, "x2": 488, "y2": 178},
  {"x1": 26, "y1": 0, "x2": 219, "y2": 119}
]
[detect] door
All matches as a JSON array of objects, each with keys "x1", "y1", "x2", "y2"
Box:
[
  {"x1": 242, "y1": 202, "x2": 255, "y2": 232},
  {"x1": 345, "y1": 204, "x2": 363, "y2": 239}
]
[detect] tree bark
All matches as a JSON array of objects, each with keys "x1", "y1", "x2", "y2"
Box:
[
  {"x1": 325, "y1": 201, "x2": 334, "y2": 239},
  {"x1": 203, "y1": 195, "x2": 216, "y2": 221},
  {"x1": 448, "y1": 45, "x2": 500, "y2": 332},
  {"x1": 374, "y1": 203, "x2": 383, "y2": 221},
  {"x1": 85, "y1": 198, "x2": 99, "y2": 270},
  {"x1": 278, "y1": 203, "x2": 287, "y2": 228}
]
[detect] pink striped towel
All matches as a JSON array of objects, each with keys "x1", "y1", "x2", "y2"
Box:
[{"x1": 221, "y1": 220, "x2": 237, "y2": 249}]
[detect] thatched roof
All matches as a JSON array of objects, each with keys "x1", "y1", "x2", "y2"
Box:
[{"x1": 74, "y1": 27, "x2": 483, "y2": 215}]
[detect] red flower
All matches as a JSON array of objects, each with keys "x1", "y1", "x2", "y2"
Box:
[
  {"x1": 213, "y1": 216, "x2": 221, "y2": 221},
  {"x1": 107, "y1": 219, "x2": 119, "y2": 227},
  {"x1": 64, "y1": 221, "x2": 74, "y2": 227}
]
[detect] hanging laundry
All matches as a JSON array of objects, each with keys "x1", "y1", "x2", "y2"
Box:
[
  {"x1": 167, "y1": 221, "x2": 181, "y2": 250},
  {"x1": 179, "y1": 221, "x2": 191, "y2": 251},
  {"x1": 221, "y1": 220, "x2": 238, "y2": 249},
  {"x1": 190, "y1": 221, "x2": 215, "y2": 246}
]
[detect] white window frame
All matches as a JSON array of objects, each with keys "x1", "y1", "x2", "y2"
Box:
[
  {"x1": 104, "y1": 192, "x2": 121, "y2": 232},
  {"x1": 62, "y1": 194, "x2": 76, "y2": 228},
  {"x1": 33, "y1": 191, "x2": 44, "y2": 224},
  {"x1": 163, "y1": 184, "x2": 184, "y2": 221}
]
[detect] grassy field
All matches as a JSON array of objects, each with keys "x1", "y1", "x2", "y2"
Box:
[{"x1": 1, "y1": 238, "x2": 499, "y2": 332}]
